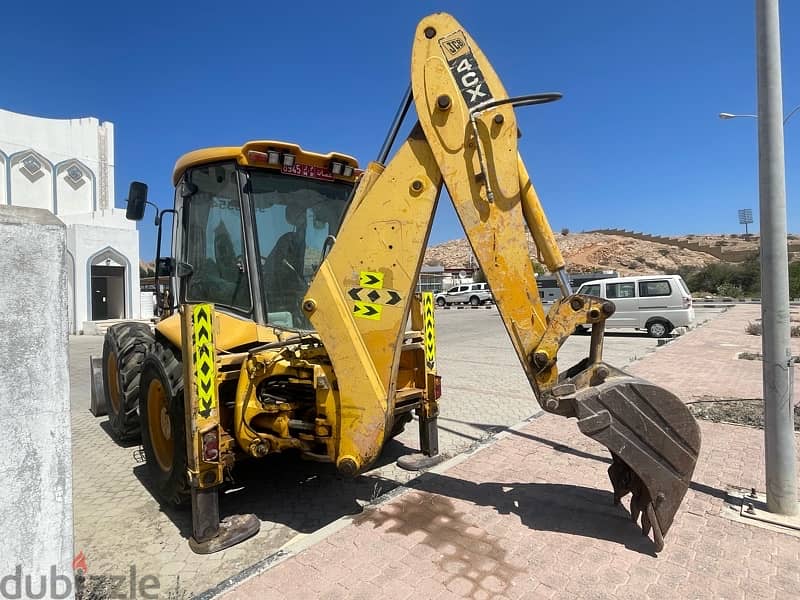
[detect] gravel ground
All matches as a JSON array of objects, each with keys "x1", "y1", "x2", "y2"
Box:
[{"x1": 688, "y1": 398, "x2": 800, "y2": 431}]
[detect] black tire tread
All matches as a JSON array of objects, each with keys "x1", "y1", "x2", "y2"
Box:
[{"x1": 102, "y1": 322, "x2": 154, "y2": 441}]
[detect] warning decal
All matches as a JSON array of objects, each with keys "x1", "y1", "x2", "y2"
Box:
[
  {"x1": 359, "y1": 271, "x2": 384, "y2": 289},
  {"x1": 422, "y1": 292, "x2": 436, "y2": 371},
  {"x1": 439, "y1": 30, "x2": 494, "y2": 109},
  {"x1": 353, "y1": 302, "x2": 383, "y2": 320},
  {"x1": 192, "y1": 304, "x2": 217, "y2": 418},
  {"x1": 348, "y1": 287, "x2": 402, "y2": 306}
]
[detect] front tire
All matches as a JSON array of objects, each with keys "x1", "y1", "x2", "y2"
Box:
[
  {"x1": 436, "y1": 297, "x2": 446, "y2": 307},
  {"x1": 139, "y1": 341, "x2": 190, "y2": 506},
  {"x1": 102, "y1": 323, "x2": 153, "y2": 441},
  {"x1": 469, "y1": 295, "x2": 480, "y2": 307}
]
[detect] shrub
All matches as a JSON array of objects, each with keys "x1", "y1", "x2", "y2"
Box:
[
  {"x1": 745, "y1": 321, "x2": 762, "y2": 335},
  {"x1": 717, "y1": 282, "x2": 743, "y2": 298},
  {"x1": 560, "y1": 228, "x2": 569, "y2": 236}
]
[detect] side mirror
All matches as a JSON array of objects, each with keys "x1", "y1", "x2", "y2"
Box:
[
  {"x1": 126, "y1": 182, "x2": 148, "y2": 221},
  {"x1": 156, "y1": 257, "x2": 174, "y2": 277}
]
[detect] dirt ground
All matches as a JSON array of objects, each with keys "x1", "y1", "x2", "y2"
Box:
[{"x1": 688, "y1": 398, "x2": 800, "y2": 431}]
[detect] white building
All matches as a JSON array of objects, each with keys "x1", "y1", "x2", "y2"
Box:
[{"x1": 0, "y1": 108, "x2": 140, "y2": 333}]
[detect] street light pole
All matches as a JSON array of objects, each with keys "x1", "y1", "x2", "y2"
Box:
[{"x1": 755, "y1": 0, "x2": 797, "y2": 516}]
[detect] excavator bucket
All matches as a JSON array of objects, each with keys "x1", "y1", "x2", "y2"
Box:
[{"x1": 566, "y1": 363, "x2": 701, "y2": 550}]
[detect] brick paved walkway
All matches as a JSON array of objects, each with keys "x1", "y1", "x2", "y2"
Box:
[
  {"x1": 220, "y1": 305, "x2": 800, "y2": 599},
  {"x1": 628, "y1": 304, "x2": 800, "y2": 404}
]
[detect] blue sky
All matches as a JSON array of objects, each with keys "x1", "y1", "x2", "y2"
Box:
[{"x1": 3, "y1": 1, "x2": 799, "y2": 260}]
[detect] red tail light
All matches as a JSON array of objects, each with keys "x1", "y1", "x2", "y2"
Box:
[
  {"x1": 683, "y1": 297, "x2": 692, "y2": 309},
  {"x1": 202, "y1": 430, "x2": 219, "y2": 462},
  {"x1": 434, "y1": 375, "x2": 442, "y2": 399}
]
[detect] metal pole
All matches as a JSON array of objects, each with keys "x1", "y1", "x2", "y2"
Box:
[{"x1": 755, "y1": 0, "x2": 798, "y2": 515}]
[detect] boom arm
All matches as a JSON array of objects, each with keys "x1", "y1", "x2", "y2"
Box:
[{"x1": 304, "y1": 13, "x2": 700, "y2": 551}]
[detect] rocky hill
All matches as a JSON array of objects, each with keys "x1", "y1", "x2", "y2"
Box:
[
  {"x1": 140, "y1": 232, "x2": 774, "y2": 277},
  {"x1": 423, "y1": 232, "x2": 763, "y2": 275}
]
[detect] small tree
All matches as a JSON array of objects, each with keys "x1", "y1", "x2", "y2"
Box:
[
  {"x1": 531, "y1": 261, "x2": 547, "y2": 276},
  {"x1": 560, "y1": 227, "x2": 570, "y2": 236}
]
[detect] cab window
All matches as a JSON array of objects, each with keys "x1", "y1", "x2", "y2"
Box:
[
  {"x1": 581, "y1": 284, "x2": 601, "y2": 297},
  {"x1": 606, "y1": 282, "x2": 636, "y2": 299},
  {"x1": 184, "y1": 163, "x2": 251, "y2": 312},
  {"x1": 639, "y1": 280, "x2": 672, "y2": 297}
]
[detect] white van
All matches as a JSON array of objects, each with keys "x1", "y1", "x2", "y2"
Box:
[{"x1": 575, "y1": 274, "x2": 695, "y2": 337}]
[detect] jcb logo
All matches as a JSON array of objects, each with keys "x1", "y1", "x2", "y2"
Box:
[{"x1": 443, "y1": 38, "x2": 464, "y2": 55}]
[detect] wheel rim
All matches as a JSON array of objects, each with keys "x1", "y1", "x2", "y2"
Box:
[
  {"x1": 107, "y1": 352, "x2": 121, "y2": 414},
  {"x1": 652, "y1": 323, "x2": 667, "y2": 337},
  {"x1": 147, "y1": 378, "x2": 174, "y2": 473}
]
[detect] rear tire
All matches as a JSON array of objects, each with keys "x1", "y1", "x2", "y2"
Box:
[
  {"x1": 647, "y1": 320, "x2": 672, "y2": 338},
  {"x1": 469, "y1": 295, "x2": 480, "y2": 306},
  {"x1": 139, "y1": 341, "x2": 190, "y2": 506},
  {"x1": 102, "y1": 323, "x2": 153, "y2": 441}
]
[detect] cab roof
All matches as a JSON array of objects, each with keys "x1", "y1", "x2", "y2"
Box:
[{"x1": 172, "y1": 140, "x2": 359, "y2": 185}]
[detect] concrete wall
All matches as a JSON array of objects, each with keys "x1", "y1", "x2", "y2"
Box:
[
  {"x1": 588, "y1": 228, "x2": 759, "y2": 262},
  {"x1": 0, "y1": 206, "x2": 73, "y2": 598}
]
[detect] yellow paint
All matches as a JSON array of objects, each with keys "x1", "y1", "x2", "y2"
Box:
[
  {"x1": 156, "y1": 310, "x2": 283, "y2": 353},
  {"x1": 359, "y1": 271, "x2": 384, "y2": 289},
  {"x1": 305, "y1": 133, "x2": 442, "y2": 472},
  {"x1": 518, "y1": 157, "x2": 566, "y2": 272},
  {"x1": 172, "y1": 140, "x2": 360, "y2": 185},
  {"x1": 412, "y1": 13, "x2": 548, "y2": 388}
]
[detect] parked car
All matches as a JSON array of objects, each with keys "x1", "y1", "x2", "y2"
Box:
[
  {"x1": 435, "y1": 282, "x2": 493, "y2": 307},
  {"x1": 575, "y1": 274, "x2": 695, "y2": 337}
]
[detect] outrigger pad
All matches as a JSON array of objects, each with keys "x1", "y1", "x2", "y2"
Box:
[
  {"x1": 573, "y1": 374, "x2": 701, "y2": 551},
  {"x1": 188, "y1": 514, "x2": 260, "y2": 554},
  {"x1": 397, "y1": 452, "x2": 447, "y2": 471}
]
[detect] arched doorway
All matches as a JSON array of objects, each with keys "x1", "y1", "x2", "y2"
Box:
[{"x1": 87, "y1": 247, "x2": 130, "y2": 321}]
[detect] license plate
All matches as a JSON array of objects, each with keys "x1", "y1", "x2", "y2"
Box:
[{"x1": 281, "y1": 162, "x2": 334, "y2": 181}]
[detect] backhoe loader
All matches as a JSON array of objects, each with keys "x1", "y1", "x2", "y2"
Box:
[{"x1": 95, "y1": 13, "x2": 700, "y2": 554}]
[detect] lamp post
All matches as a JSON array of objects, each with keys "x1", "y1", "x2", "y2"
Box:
[
  {"x1": 721, "y1": 0, "x2": 797, "y2": 517},
  {"x1": 719, "y1": 103, "x2": 800, "y2": 125}
]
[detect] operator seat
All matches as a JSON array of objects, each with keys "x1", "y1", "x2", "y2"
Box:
[{"x1": 262, "y1": 231, "x2": 306, "y2": 317}]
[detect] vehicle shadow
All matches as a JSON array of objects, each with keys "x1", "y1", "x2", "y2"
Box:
[
  {"x1": 132, "y1": 437, "x2": 413, "y2": 541},
  {"x1": 365, "y1": 471, "x2": 659, "y2": 556},
  {"x1": 98, "y1": 420, "x2": 141, "y2": 449}
]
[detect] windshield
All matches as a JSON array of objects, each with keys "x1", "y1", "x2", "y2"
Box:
[{"x1": 248, "y1": 169, "x2": 352, "y2": 329}]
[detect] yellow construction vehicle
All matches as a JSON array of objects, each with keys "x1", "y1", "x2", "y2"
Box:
[{"x1": 96, "y1": 13, "x2": 700, "y2": 554}]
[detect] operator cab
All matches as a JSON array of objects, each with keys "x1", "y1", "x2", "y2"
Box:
[{"x1": 129, "y1": 141, "x2": 359, "y2": 330}]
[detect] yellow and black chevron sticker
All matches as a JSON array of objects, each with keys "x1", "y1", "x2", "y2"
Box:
[
  {"x1": 353, "y1": 301, "x2": 383, "y2": 320},
  {"x1": 192, "y1": 304, "x2": 217, "y2": 418},
  {"x1": 359, "y1": 271, "x2": 384, "y2": 289},
  {"x1": 422, "y1": 292, "x2": 436, "y2": 371},
  {"x1": 347, "y1": 287, "x2": 402, "y2": 306}
]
